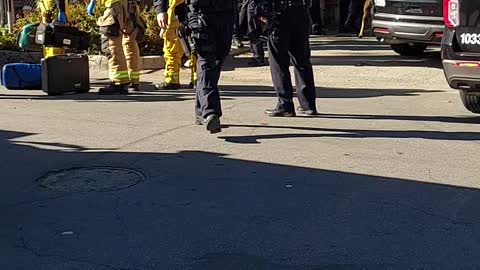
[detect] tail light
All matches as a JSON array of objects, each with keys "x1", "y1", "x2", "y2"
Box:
[
  {"x1": 444, "y1": 0, "x2": 460, "y2": 28},
  {"x1": 454, "y1": 62, "x2": 480, "y2": 68},
  {"x1": 373, "y1": 28, "x2": 390, "y2": 34}
]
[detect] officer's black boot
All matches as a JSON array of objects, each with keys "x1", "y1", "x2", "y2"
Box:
[
  {"x1": 231, "y1": 37, "x2": 244, "y2": 49},
  {"x1": 311, "y1": 23, "x2": 323, "y2": 35},
  {"x1": 296, "y1": 106, "x2": 318, "y2": 116},
  {"x1": 204, "y1": 114, "x2": 221, "y2": 134},
  {"x1": 265, "y1": 108, "x2": 296, "y2": 117}
]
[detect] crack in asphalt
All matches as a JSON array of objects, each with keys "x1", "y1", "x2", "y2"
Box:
[{"x1": 116, "y1": 124, "x2": 194, "y2": 150}]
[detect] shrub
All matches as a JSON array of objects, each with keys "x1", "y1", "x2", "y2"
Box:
[
  {"x1": 0, "y1": 26, "x2": 18, "y2": 51},
  {"x1": 140, "y1": 8, "x2": 164, "y2": 56},
  {"x1": 0, "y1": 4, "x2": 163, "y2": 56}
]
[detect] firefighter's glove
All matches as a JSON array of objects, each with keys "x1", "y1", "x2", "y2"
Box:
[
  {"x1": 57, "y1": 11, "x2": 68, "y2": 24},
  {"x1": 87, "y1": 0, "x2": 96, "y2": 16}
]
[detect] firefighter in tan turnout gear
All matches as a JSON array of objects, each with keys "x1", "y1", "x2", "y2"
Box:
[
  {"x1": 155, "y1": 0, "x2": 197, "y2": 90},
  {"x1": 87, "y1": 0, "x2": 146, "y2": 94}
]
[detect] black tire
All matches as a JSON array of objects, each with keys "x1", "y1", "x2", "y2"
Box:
[
  {"x1": 390, "y1": 43, "x2": 427, "y2": 57},
  {"x1": 460, "y1": 90, "x2": 480, "y2": 114}
]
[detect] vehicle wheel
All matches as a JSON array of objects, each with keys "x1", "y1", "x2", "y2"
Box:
[
  {"x1": 390, "y1": 43, "x2": 427, "y2": 56},
  {"x1": 460, "y1": 90, "x2": 480, "y2": 113}
]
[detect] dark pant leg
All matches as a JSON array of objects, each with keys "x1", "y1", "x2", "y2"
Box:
[
  {"x1": 251, "y1": 39, "x2": 265, "y2": 61},
  {"x1": 232, "y1": 0, "x2": 241, "y2": 39},
  {"x1": 289, "y1": 8, "x2": 316, "y2": 111},
  {"x1": 246, "y1": 0, "x2": 265, "y2": 60},
  {"x1": 310, "y1": 0, "x2": 321, "y2": 26},
  {"x1": 195, "y1": 52, "x2": 221, "y2": 118},
  {"x1": 214, "y1": 13, "x2": 233, "y2": 84},
  {"x1": 345, "y1": 0, "x2": 364, "y2": 30},
  {"x1": 268, "y1": 12, "x2": 295, "y2": 111},
  {"x1": 195, "y1": 13, "x2": 233, "y2": 118},
  {"x1": 239, "y1": 0, "x2": 248, "y2": 36},
  {"x1": 339, "y1": 0, "x2": 351, "y2": 30}
]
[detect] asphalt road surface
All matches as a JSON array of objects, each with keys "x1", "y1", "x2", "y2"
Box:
[{"x1": 1, "y1": 37, "x2": 480, "y2": 269}]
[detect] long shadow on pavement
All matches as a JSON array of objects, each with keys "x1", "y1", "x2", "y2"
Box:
[
  {"x1": 219, "y1": 85, "x2": 442, "y2": 99},
  {"x1": 0, "y1": 85, "x2": 442, "y2": 101},
  {"x1": 1, "y1": 129, "x2": 480, "y2": 269},
  {"x1": 309, "y1": 113, "x2": 480, "y2": 125},
  {"x1": 309, "y1": 39, "x2": 391, "y2": 52},
  {"x1": 309, "y1": 52, "x2": 442, "y2": 69},
  {"x1": 0, "y1": 81, "x2": 194, "y2": 103},
  {"x1": 220, "y1": 124, "x2": 480, "y2": 144}
]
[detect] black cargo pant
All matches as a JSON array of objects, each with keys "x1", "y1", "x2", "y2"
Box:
[
  {"x1": 194, "y1": 12, "x2": 233, "y2": 118},
  {"x1": 233, "y1": 0, "x2": 243, "y2": 39},
  {"x1": 310, "y1": 0, "x2": 322, "y2": 27},
  {"x1": 239, "y1": 0, "x2": 265, "y2": 61},
  {"x1": 345, "y1": 0, "x2": 364, "y2": 31},
  {"x1": 268, "y1": 7, "x2": 316, "y2": 112}
]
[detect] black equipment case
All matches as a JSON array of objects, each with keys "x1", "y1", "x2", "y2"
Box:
[
  {"x1": 36, "y1": 23, "x2": 91, "y2": 51},
  {"x1": 41, "y1": 54, "x2": 90, "y2": 95}
]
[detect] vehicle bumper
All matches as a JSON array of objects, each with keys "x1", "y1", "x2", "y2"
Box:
[
  {"x1": 372, "y1": 13, "x2": 444, "y2": 44},
  {"x1": 442, "y1": 28, "x2": 480, "y2": 92},
  {"x1": 443, "y1": 60, "x2": 480, "y2": 92}
]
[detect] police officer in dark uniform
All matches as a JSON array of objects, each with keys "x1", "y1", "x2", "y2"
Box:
[
  {"x1": 154, "y1": 0, "x2": 233, "y2": 134},
  {"x1": 264, "y1": 0, "x2": 317, "y2": 117},
  {"x1": 240, "y1": 0, "x2": 267, "y2": 66},
  {"x1": 232, "y1": 0, "x2": 245, "y2": 49}
]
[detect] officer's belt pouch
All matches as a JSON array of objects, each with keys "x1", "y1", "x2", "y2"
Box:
[
  {"x1": 97, "y1": 12, "x2": 120, "y2": 38},
  {"x1": 187, "y1": 13, "x2": 208, "y2": 39},
  {"x1": 35, "y1": 23, "x2": 91, "y2": 51}
]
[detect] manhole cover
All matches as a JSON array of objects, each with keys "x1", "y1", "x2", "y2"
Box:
[{"x1": 37, "y1": 167, "x2": 145, "y2": 192}]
